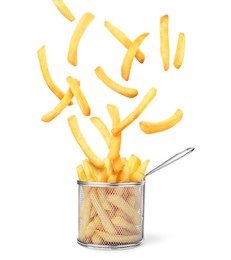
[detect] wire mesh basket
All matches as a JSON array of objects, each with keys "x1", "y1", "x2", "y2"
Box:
[{"x1": 77, "y1": 181, "x2": 145, "y2": 249}]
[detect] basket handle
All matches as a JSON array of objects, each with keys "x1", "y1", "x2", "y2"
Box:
[{"x1": 145, "y1": 147, "x2": 195, "y2": 178}]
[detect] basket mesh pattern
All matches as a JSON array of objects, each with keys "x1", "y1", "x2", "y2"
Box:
[{"x1": 78, "y1": 184, "x2": 144, "y2": 247}]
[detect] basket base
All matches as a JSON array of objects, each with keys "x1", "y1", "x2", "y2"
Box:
[{"x1": 77, "y1": 239, "x2": 143, "y2": 250}]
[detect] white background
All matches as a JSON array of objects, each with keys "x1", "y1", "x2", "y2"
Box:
[{"x1": 0, "y1": 0, "x2": 231, "y2": 259}]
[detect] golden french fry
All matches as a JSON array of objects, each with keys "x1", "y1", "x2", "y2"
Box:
[
  {"x1": 128, "y1": 154, "x2": 141, "y2": 175},
  {"x1": 96, "y1": 230, "x2": 140, "y2": 243},
  {"x1": 128, "y1": 187, "x2": 140, "y2": 210},
  {"x1": 90, "y1": 189, "x2": 117, "y2": 234},
  {"x1": 130, "y1": 172, "x2": 144, "y2": 182},
  {"x1": 103, "y1": 157, "x2": 113, "y2": 177},
  {"x1": 139, "y1": 109, "x2": 183, "y2": 134},
  {"x1": 95, "y1": 66, "x2": 138, "y2": 98},
  {"x1": 107, "y1": 105, "x2": 121, "y2": 160},
  {"x1": 121, "y1": 157, "x2": 128, "y2": 166},
  {"x1": 107, "y1": 174, "x2": 117, "y2": 183},
  {"x1": 76, "y1": 165, "x2": 87, "y2": 181},
  {"x1": 107, "y1": 104, "x2": 123, "y2": 176},
  {"x1": 130, "y1": 160, "x2": 150, "y2": 182},
  {"x1": 97, "y1": 189, "x2": 112, "y2": 210},
  {"x1": 85, "y1": 160, "x2": 107, "y2": 182},
  {"x1": 96, "y1": 167, "x2": 107, "y2": 182},
  {"x1": 174, "y1": 33, "x2": 185, "y2": 69},
  {"x1": 114, "y1": 209, "x2": 126, "y2": 218},
  {"x1": 115, "y1": 187, "x2": 124, "y2": 197},
  {"x1": 66, "y1": 76, "x2": 91, "y2": 116},
  {"x1": 85, "y1": 216, "x2": 101, "y2": 238},
  {"x1": 52, "y1": 0, "x2": 75, "y2": 21},
  {"x1": 67, "y1": 13, "x2": 95, "y2": 66},
  {"x1": 127, "y1": 195, "x2": 136, "y2": 208},
  {"x1": 160, "y1": 15, "x2": 169, "y2": 71},
  {"x1": 112, "y1": 216, "x2": 138, "y2": 233},
  {"x1": 129, "y1": 187, "x2": 139, "y2": 196},
  {"x1": 107, "y1": 194, "x2": 139, "y2": 224},
  {"x1": 90, "y1": 206, "x2": 97, "y2": 219},
  {"x1": 91, "y1": 233, "x2": 103, "y2": 244},
  {"x1": 104, "y1": 21, "x2": 145, "y2": 63},
  {"x1": 83, "y1": 160, "x2": 96, "y2": 181},
  {"x1": 37, "y1": 46, "x2": 72, "y2": 104},
  {"x1": 117, "y1": 166, "x2": 130, "y2": 182},
  {"x1": 121, "y1": 32, "x2": 149, "y2": 81},
  {"x1": 111, "y1": 156, "x2": 124, "y2": 174},
  {"x1": 112, "y1": 88, "x2": 157, "y2": 135},
  {"x1": 139, "y1": 159, "x2": 149, "y2": 174},
  {"x1": 118, "y1": 187, "x2": 130, "y2": 199},
  {"x1": 68, "y1": 115, "x2": 105, "y2": 168},
  {"x1": 90, "y1": 117, "x2": 111, "y2": 149},
  {"x1": 41, "y1": 88, "x2": 73, "y2": 122}
]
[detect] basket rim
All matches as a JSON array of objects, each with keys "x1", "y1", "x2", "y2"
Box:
[{"x1": 77, "y1": 180, "x2": 145, "y2": 187}]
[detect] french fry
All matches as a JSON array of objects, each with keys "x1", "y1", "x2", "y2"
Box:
[
  {"x1": 115, "y1": 187, "x2": 124, "y2": 197},
  {"x1": 41, "y1": 88, "x2": 73, "y2": 122},
  {"x1": 95, "y1": 167, "x2": 107, "y2": 182},
  {"x1": 128, "y1": 154, "x2": 141, "y2": 175},
  {"x1": 121, "y1": 157, "x2": 128, "y2": 166},
  {"x1": 107, "y1": 104, "x2": 124, "y2": 175},
  {"x1": 107, "y1": 194, "x2": 139, "y2": 224},
  {"x1": 85, "y1": 216, "x2": 101, "y2": 238},
  {"x1": 68, "y1": 115, "x2": 105, "y2": 168},
  {"x1": 87, "y1": 160, "x2": 107, "y2": 182},
  {"x1": 139, "y1": 109, "x2": 183, "y2": 134},
  {"x1": 111, "y1": 156, "x2": 124, "y2": 174},
  {"x1": 174, "y1": 33, "x2": 185, "y2": 69},
  {"x1": 121, "y1": 32, "x2": 149, "y2": 81},
  {"x1": 160, "y1": 15, "x2": 170, "y2": 71},
  {"x1": 90, "y1": 189, "x2": 117, "y2": 234},
  {"x1": 111, "y1": 216, "x2": 138, "y2": 233},
  {"x1": 130, "y1": 172, "x2": 144, "y2": 182},
  {"x1": 117, "y1": 166, "x2": 130, "y2": 182},
  {"x1": 90, "y1": 206, "x2": 97, "y2": 219},
  {"x1": 90, "y1": 117, "x2": 111, "y2": 149},
  {"x1": 104, "y1": 21, "x2": 145, "y2": 63},
  {"x1": 128, "y1": 187, "x2": 140, "y2": 210},
  {"x1": 112, "y1": 88, "x2": 157, "y2": 135},
  {"x1": 37, "y1": 46, "x2": 72, "y2": 104},
  {"x1": 107, "y1": 174, "x2": 117, "y2": 183},
  {"x1": 52, "y1": 0, "x2": 75, "y2": 22},
  {"x1": 96, "y1": 230, "x2": 140, "y2": 243},
  {"x1": 107, "y1": 105, "x2": 121, "y2": 160},
  {"x1": 103, "y1": 157, "x2": 113, "y2": 177},
  {"x1": 129, "y1": 187, "x2": 139, "y2": 196},
  {"x1": 66, "y1": 76, "x2": 91, "y2": 116},
  {"x1": 114, "y1": 209, "x2": 126, "y2": 218},
  {"x1": 76, "y1": 165, "x2": 87, "y2": 181},
  {"x1": 95, "y1": 66, "x2": 138, "y2": 98},
  {"x1": 97, "y1": 189, "x2": 112, "y2": 210},
  {"x1": 83, "y1": 160, "x2": 96, "y2": 181},
  {"x1": 127, "y1": 195, "x2": 136, "y2": 208},
  {"x1": 128, "y1": 194, "x2": 140, "y2": 210},
  {"x1": 67, "y1": 13, "x2": 95, "y2": 66},
  {"x1": 114, "y1": 208, "x2": 138, "y2": 225},
  {"x1": 119, "y1": 187, "x2": 130, "y2": 199},
  {"x1": 130, "y1": 160, "x2": 150, "y2": 182},
  {"x1": 91, "y1": 233, "x2": 103, "y2": 244}
]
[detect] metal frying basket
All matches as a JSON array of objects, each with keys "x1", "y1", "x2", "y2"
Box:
[
  {"x1": 76, "y1": 147, "x2": 195, "y2": 249},
  {"x1": 77, "y1": 181, "x2": 145, "y2": 249}
]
